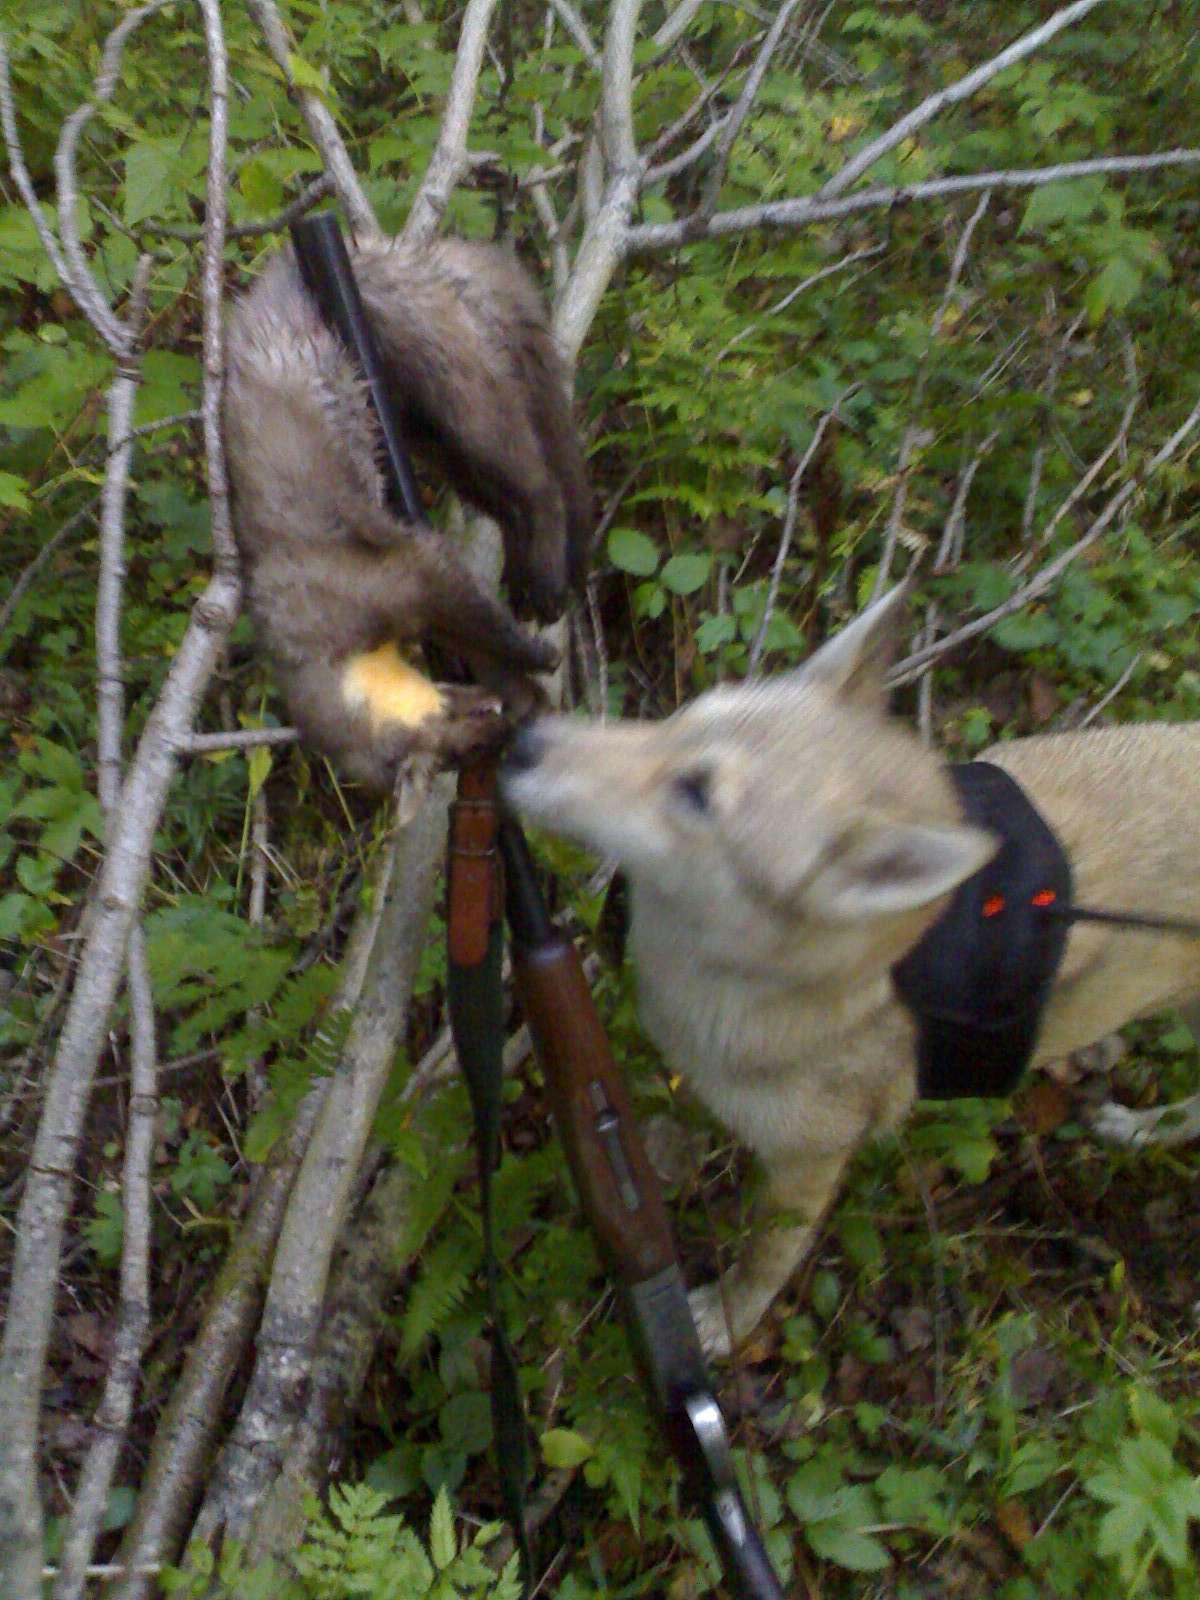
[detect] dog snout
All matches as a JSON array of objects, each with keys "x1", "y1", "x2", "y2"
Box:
[{"x1": 503, "y1": 720, "x2": 549, "y2": 775}]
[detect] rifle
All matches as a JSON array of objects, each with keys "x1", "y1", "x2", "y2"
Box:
[{"x1": 289, "y1": 211, "x2": 785, "y2": 1600}]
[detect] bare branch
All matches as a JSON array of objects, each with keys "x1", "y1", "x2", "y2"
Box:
[
  {"x1": 547, "y1": 0, "x2": 601, "y2": 69},
  {"x1": 624, "y1": 149, "x2": 1200, "y2": 253},
  {"x1": 643, "y1": 46, "x2": 744, "y2": 169},
  {"x1": 889, "y1": 390, "x2": 1200, "y2": 687},
  {"x1": 106, "y1": 410, "x2": 203, "y2": 457},
  {"x1": 49, "y1": 246, "x2": 155, "y2": 1600},
  {"x1": 874, "y1": 191, "x2": 990, "y2": 596},
  {"x1": 1070, "y1": 650, "x2": 1142, "y2": 729},
  {"x1": 700, "y1": 0, "x2": 804, "y2": 213},
  {"x1": 602, "y1": 0, "x2": 641, "y2": 175},
  {"x1": 0, "y1": 36, "x2": 72, "y2": 294},
  {"x1": 179, "y1": 727, "x2": 299, "y2": 755},
  {"x1": 404, "y1": 0, "x2": 502, "y2": 244},
  {"x1": 748, "y1": 394, "x2": 853, "y2": 674},
  {"x1": 0, "y1": 498, "x2": 98, "y2": 644},
  {"x1": 554, "y1": 0, "x2": 645, "y2": 362},
  {"x1": 1021, "y1": 308, "x2": 1084, "y2": 544},
  {"x1": 193, "y1": 791, "x2": 451, "y2": 1540},
  {"x1": 53, "y1": 2, "x2": 175, "y2": 355},
  {"x1": 821, "y1": 0, "x2": 1105, "y2": 199},
  {"x1": 0, "y1": 9, "x2": 244, "y2": 1586},
  {"x1": 708, "y1": 244, "x2": 884, "y2": 367},
  {"x1": 107, "y1": 1088, "x2": 327, "y2": 1600},
  {"x1": 147, "y1": 173, "x2": 334, "y2": 242},
  {"x1": 245, "y1": 0, "x2": 377, "y2": 239},
  {"x1": 651, "y1": 0, "x2": 708, "y2": 55},
  {"x1": 916, "y1": 429, "x2": 998, "y2": 741},
  {"x1": 196, "y1": 0, "x2": 237, "y2": 573}
]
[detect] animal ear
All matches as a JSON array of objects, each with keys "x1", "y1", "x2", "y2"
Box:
[
  {"x1": 796, "y1": 583, "x2": 910, "y2": 708},
  {"x1": 807, "y1": 817, "x2": 996, "y2": 922}
]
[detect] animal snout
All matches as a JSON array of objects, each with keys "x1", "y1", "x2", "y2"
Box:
[{"x1": 503, "y1": 720, "x2": 549, "y2": 774}]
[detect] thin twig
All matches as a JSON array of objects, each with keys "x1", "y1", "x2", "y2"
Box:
[
  {"x1": 1015, "y1": 334, "x2": 1140, "y2": 575},
  {"x1": 700, "y1": 0, "x2": 804, "y2": 212},
  {"x1": 1074, "y1": 651, "x2": 1141, "y2": 729},
  {"x1": 624, "y1": 150, "x2": 1200, "y2": 252},
  {"x1": 179, "y1": 727, "x2": 299, "y2": 755},
  {"x1": 50, "y1": 254, "x2": 156, "y2": 1600},
  {"x1": 0, "y1": 498, "x2": 98, "y2": 644},
  {"x1": 748, "y1": 395, "x2": 852, "y2": 674},
  {"x1": 1021, "y1": 308, "x2": 1084, "y2": 545},
  {"x1": 245, "y1": 0, "x2": 377, "y2": 238},
  {"x1": 53, "y1": 1, "x2": 176, "y2": 354},
  {"x1": 889, "y1": 391, "x2": 1200, "y2": 686},
  {"x1": 917, "y1": 429, "x2": 998, "y2": 742},
  {"x1": 874, "y1": 190, "x2": 991, "y2": 596},
  {"x1": 146, "y1": 173, "x2": 334, "y2": 241},
  {"x1": 404, "y1": 0, "x2": 503, "y2": 244},
  {"x1": 708, "y1": 245, "x2": 884, "y2": 368},
  {"x1": 546, "y1": 0, "x2": 600, "y2": 68},
  {"x1": 821, "y1": 0, "x2": 1105, "y2": 199}
]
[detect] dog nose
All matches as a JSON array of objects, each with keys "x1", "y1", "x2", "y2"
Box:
[{"x1": 504, "y1": 720, "x2": 548, "y2": 773}]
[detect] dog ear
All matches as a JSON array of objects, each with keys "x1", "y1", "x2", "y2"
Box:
[
  {"x1": 804, "y1": 815, "x2": 996, "y2": 922},
  {"x1": 795, "y1": 583, "x2": 910, "y2": 708}
]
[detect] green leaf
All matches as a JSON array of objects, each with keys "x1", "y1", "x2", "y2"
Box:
[
  {"x1": 661, "y1": 551, "x2": 712, "y2": 595},
  {"x1": 1085, "y1": 254, "x2": 1143, "y2": 323},
  {"x1": 540, "y1": 1428, "x2": 595, "y2": 1469},
  {"x1": 991, "y1": 610, "x2": 1058, "y2": 652},
  {"x1": 806, "y1": 1520, "x2": 890, "y2": 1572},
  {"x1": 696, "y1": 613, "x2": 737, "y2": 652},
  {"x1": 287, "y1": 50, "x2": 334, "y2": 99},
  {"x1": 608, "y1": 526, "x2": 659, "y2": 576},
  {"x1": 439, "y1": 1390, "x2": 492, "y2": 1456},
  {"x1": 836, "y1": 1215, "x2": 883, "y2": 1270},
  {"x1": 1019, "y1": 180, "x2": 1102, "y2": 234},
  {"x1": 429, "y1": 1485, "x2": 456, "y2": 1570},
  {"x1": 124, "y1": 140, "x2": 176, "y2": 226},
  {"x1": 0, "y1": 470, "x2": 30, "y2": 509},
  {"x1": 238, "y1": 157, "x2": 285, "y2": 216}
]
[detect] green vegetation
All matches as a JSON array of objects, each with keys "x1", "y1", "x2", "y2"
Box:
[{"x1": 2, "y1": 1, "x2": 1199, "y2": 1594}]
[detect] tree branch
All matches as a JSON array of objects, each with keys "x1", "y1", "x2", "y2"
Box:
[
  {"x1": 53, "y1": 1, "x2": 175, "y2": 355},
  {"x1": 49, "y1": 249, "x2": 156, "y2": 1600},
  {"x1": 404, "y1": 0, "x2": 503, "y2": 244},
  {"x1": 699, "y1": 0, "x2": 804, "y2": 213},
  {"x1": 874, "y1": 190, "x2": 990, "y2": 595},
  {"x1": 625, "y1": 149, "x2": 1200, "y2": 253},
  {"x1": 888, "y1": 391, "x2": 1200, "y2": 687},
  {"x1": 0, "y1": 13, "x2": 243, "y2": 1588},
  {"x1": 244, "y1": 0, "x2": 377, "y2": 239},
  {"x1": 822, "y1": 0, "x2": 1104, "y2": 198}
]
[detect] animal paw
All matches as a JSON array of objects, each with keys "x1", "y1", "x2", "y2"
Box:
[{"x1": 417, "y1": 684, "x2": 508, "y2": 764}]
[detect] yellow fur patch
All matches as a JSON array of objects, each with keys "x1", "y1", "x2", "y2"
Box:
[{"x1": 341, "y1": 643, "x2": 444, "y2": 727}]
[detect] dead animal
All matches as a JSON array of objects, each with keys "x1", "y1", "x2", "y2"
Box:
[{"x1": 223, "y1": 235, "x2": 592, "y2": 790}]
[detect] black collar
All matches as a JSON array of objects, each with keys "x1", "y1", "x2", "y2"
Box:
[{"x1": 892, "y1": 761, "x2": 1073, "y2": 1100}]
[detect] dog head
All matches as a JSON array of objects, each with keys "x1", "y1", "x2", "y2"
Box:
[{"x1": 502, "y1": 587, "x2": 996, "y2": 975}]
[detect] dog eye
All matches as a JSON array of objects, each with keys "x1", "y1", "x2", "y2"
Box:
[{"x1": 671, "y1": 769, "x2": 712, "y2": 815}]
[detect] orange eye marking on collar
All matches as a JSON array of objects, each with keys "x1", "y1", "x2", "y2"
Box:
[
  {"x1": 1031, "y1": 889, "x2": 1057, "y2": 907},
  {"x1": 982, "y1": 894, "x2": 1006, "y2": 918}
]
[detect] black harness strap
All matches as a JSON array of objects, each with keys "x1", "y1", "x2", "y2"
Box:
[{"x1": 893, "y1": 761, "x2": 1073, "y2": 1100}]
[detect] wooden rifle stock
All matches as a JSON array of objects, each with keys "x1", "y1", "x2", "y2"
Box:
[{"x1": 513, "y1": 931, "x2": 677, "y2": 1283}]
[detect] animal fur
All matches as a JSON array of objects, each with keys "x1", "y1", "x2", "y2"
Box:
[
  {"x1": 502, "y1": 586, "x2": 1200, "y2": 1355},
  {"x1": 223, "y1": 236, "x2": 592, "y2": 790}
]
